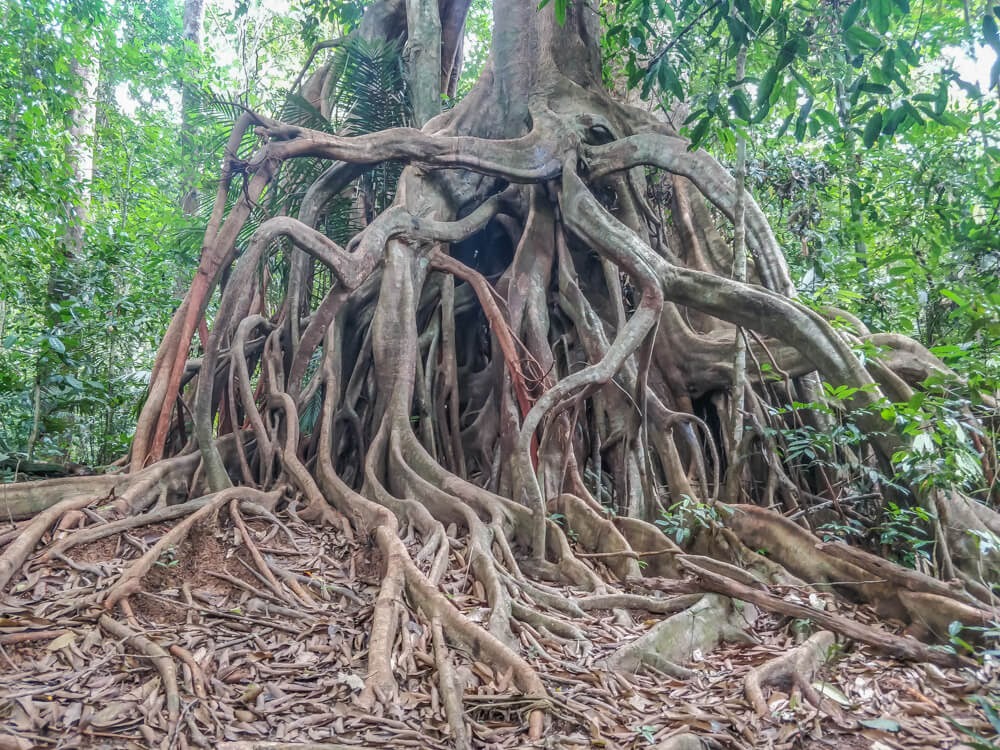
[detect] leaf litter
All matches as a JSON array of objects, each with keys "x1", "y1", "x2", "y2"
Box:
[{"x1": 0, "y1": 507, "x2": 996, "y2": 750}]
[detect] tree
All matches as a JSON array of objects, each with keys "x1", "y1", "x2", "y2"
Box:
[
  {"x1": 1, "y1": 0, "x2": 998, "y2": 746},
  {"x1": 25, "y1": 10, "x2": 100, "y2": 459}
]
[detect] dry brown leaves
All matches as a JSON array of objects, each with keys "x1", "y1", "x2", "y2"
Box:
[{"x1": 0, "y1": 511, "x2": 996, "y2": 750}]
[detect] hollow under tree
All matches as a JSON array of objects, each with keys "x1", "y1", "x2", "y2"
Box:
[{"x1": 2, "y1": 0, "x2": 999, "y2": 746}]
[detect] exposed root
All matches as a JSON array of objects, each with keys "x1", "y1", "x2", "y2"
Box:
[
  {"x1": 743, "y1": 630, "x2": 837, "y2": 716},
  {"x1": 0, "y1": 475, "x2": 123, "y2": 521},
  {"x1": 0, "y1": 492, "x2": 106, "y2": 591},
  {"x1": 577, "y1": 592, "x2": 703, "y2": 614},
  {"x1": 40, "y1": 495, "x2": 212, "y2": 561},
  {"x1": 432, "y1": 616, "x2": 471, "y2": 750},
  {"x1": 654, "y1": 559, "x2": 973, "y2": 668},
  {"x1": 3, "y1": 0, "x2": 998, "y2": 745},
  {"x1": 604, "y1": 594, "x2": 752, "y2": 678},
  {"x1": 98, "y1": 613, "x2": 180, "y2": 729},
  {"x1": 103, "y1": 487, "x2": 282, "y2": 610}
]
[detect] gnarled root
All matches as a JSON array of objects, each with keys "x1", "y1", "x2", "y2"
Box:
[
  {"x1": 103, "y1": 487, "x2": 283, "y2": 611},
  {"x1": 744, "y1": 630, "x2": 837, "y2": 717},
  {"x1": 98, "y1": 614, "x2": 180, "y2": 731},
  {"x1": 604, "y1": 594, "x2": 755, "y2": 678}
]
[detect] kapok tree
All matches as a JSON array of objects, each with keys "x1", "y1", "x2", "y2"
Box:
[{"x1": 2, "y1": 0, "x2": 998, "y2": 744}]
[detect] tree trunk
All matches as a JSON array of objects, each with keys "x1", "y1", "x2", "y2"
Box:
[
  {"x1": 27, "y1": 48, "x2": 99, "y2": 459},
  {"x1": 180, "y1": 0, "x2": 207, "y2": 215}
]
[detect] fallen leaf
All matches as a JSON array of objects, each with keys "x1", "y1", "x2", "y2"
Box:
[
  {"x1": 45, "y1": 632, "x2": 76, "y2": 650},
  {"x1": 336, "y1": 671, "x2": 365, "y2": 692},
  {"x1": 860, "y1": 717, "x2": 901, "y2": 732}
]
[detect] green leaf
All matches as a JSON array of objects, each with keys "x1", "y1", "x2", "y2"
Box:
[
  {"x1": 658, "y1": 61, "x2": 684, "y2": 99},
  {"x1": 881, "y1": 106, "x2": 906, "y2": 136},
  {"x1": 842, "y1": 0, "x2": 863, "y2": 30},
  {"x1": 812, "y1": 108, "x2": 839, "y2": 128},
  {"x1": 774, "y1": 111, "x2": 794, "y2": 139},
  {"x1": 847, "y1": 25, "x2": 882, "y2": 51},
  {"x1": 47, "y1": 336, "x2": 66, "y2": 354},
  {"x1": 871, "y1": 0, "x2": 891, "y2": 33},
  {"x1": 859, "y1": 82, "x2": 892, "y2": 95},
  {"x1": 756, "y1": 68, "x2": 779, "y2": 107},
  {"x1": 775, "y1": 37, "x2": 801, "y2": 70},
  {"x1": 896, "y1": 38, "x2": 918, "y2": 65},
  {"x1": 934, "y1": 81, "x2": 948, "y2": 114},
  {"x1": 794, "y1": 97, "x2": 813, "y2": 141},
  {"x1": 902, "y1": 100, "x2": 925, "y2": 124},
  {"x1": 728, "y1": 90, "x2": 751, "y2": 120},
  {"x1": 689, "y1": 116, "x2": 711, "y2": 147},
  {"x1": 862, "y1": 112, "x2": 883, "y2": 147},
  {"x1": 554, "y1": 0, "x2": 568, "y2": 25}
]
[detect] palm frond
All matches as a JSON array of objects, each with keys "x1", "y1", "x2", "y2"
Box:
[
  {"x1": 279, "y1": 93, "x2": 335, "y2": 133},
  {"x1": 330, "y1": 38, "x2": 411, "y2": 135}
]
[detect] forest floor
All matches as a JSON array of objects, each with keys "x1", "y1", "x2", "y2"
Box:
[{"x1": 0, "y1": 504, "x2": 997, "y2": 750}]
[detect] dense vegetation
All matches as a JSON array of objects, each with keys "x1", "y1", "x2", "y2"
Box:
[{"x1": 3, "y1": 0, "x2": 995, "y2": 473}]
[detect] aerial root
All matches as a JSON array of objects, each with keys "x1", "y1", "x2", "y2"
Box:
[
  {"x1": 743, "y1": 630, "x2": 839, "y2": 718},
  {"x1": 98, "y1": 614, "x2": 180, "y2": 730}
]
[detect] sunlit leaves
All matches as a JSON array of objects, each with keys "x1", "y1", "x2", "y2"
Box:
[{"x1": 862, "y1": 112, "x2": 882, "y2": 147}]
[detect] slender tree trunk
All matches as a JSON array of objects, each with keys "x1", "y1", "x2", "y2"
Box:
[
  {"x1": 726, "y1": 45, "x2": 748, "y2": 498},
  {"x1": 180, "y1": 0, "x2": 207, "y2": 215},
  {"x1": 63, "y1": 57, "x2": 98, "y2": 256},
  {"x1": 27, "y1": 50, "x2": 99, "y2": 459},
  {"x1": 834, "y1": 52, "x2": 866, "y2": 274}
]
